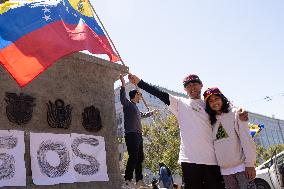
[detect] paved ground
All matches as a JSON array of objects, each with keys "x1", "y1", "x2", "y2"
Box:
[{"x1": 121, "y1": 186, "x2": 151, "y2": 189}]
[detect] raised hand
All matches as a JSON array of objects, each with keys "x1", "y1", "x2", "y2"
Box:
[
  {"x1": 128, "y1": 73, "x2": 141, "y2": 85},
  {"x1": 238, "y1": 108, "x2": 248, "y2": 121},
  {"x1": 120, "y1": 74, "x2": 125, "y2": 87}
]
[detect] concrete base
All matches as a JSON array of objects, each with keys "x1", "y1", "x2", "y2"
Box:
[{"x1": 0, "y1": 52, "x2": 128, "y2": 189}]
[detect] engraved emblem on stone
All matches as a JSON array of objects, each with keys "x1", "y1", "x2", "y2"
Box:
[
  {"x1": 47, "y1": 99, "x2": 72, "y2": 129},
  {"x1": 82, "y1": 106, "x2": 102, "y2": 132},
  {"x1": 5, "y1": 92, "x2": 35, "y2": 125}
]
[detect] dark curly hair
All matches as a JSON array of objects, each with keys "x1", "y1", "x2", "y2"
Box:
[{"x1": 205, "y1": 94, "x2": 230, "y2": 125}]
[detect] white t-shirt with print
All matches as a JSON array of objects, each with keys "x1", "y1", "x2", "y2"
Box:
[{"x1": 169, "y1": 94, "x2": 217, "y2": 165}]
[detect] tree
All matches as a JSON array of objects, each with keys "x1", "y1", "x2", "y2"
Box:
[
  {"x1": 266, "y1": 144, "x2": 284, "y2": 156},
  {"x1": 256, "y1": 144, "x2": 284, "y2": 166},
  {"x1": 142, "y1": 114, "x2": 182, "y2": 176},
  {"x1": 256, "y1": 144, "x2": 267, "y2": 166}
]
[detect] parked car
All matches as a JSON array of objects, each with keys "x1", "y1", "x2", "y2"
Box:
[{"x1": 255, "y1": 150, "x2": 284, "y2": 189}]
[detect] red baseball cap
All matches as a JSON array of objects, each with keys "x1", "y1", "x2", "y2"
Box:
[
  {"x1": 183, "y1": 74, "x2": 202, "y2": 87},
  {"x1": 203, "y1": 87, "x2": 223, "y2": 102}
]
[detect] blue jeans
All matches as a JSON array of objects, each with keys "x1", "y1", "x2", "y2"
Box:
[{"x1": 162, "y1": 178, "x2": 173, "y2": 188}]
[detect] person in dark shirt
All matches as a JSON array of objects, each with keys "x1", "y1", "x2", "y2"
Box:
[{"x1": 120, "y1": 74, "x2": 157, "y2": 188}]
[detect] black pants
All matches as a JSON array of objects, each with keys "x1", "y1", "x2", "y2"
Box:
[
  {"x1": 181, "y1": 162, "x2": 225, "y2": 189},
  {"x1": 124, "y1": 132, "x2": 144, "y2": 182}
]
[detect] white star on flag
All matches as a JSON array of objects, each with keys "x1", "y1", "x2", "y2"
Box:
[
  {"x1": 42, "y1": 7, "x2": 50, "y2": 13},
  {"x1": 43, "y1": 14, "x2": 51, "y2": 21}
]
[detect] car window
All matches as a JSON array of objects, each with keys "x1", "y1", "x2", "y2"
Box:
[
  {"x1": 276, "y1": 154, "x2": 284, "y2": 166},
  {"x1": 259, "y1": 152, "x2": 284, "y2": 170},
  {"x1": 259, "y1": 161, "x2": 272, "y2": 170},
  {"x1": 263, "y1": 160, "x2": 271, "y2": 169}
]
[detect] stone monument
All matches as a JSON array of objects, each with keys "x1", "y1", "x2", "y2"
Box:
[{"x1": 0, "y1": 52, "x2": 128, "y2": 189}]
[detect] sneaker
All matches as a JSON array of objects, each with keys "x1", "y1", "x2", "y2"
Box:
[
  {"x1": 123, "y1": 180, "x2": 136, "y2": 189},
  {"x1": 136, "y1": 180, "x2": 149, "y2": 188}
]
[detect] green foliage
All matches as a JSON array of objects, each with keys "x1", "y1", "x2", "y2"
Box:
[
  {"x1": 256, "y1": 144, "x2": 284, "y2": 166},
  {"x1": 142, "y1": 114, "x2": 182, "y2": 176},
  {"x1": 256, "y1": 145, "x2": 266, "y2": 166},
  {"x1": 121, "y1": 151, "x2": 129, "y2": 174}
]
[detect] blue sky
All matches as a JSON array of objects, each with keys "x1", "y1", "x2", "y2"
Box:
[{"x1": 90, "y1": 0, "x2": 284, "y2": 120}]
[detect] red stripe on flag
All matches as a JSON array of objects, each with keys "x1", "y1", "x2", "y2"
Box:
[{"x1": 0, "y1": 21, "x2": 119, "y2": 87}]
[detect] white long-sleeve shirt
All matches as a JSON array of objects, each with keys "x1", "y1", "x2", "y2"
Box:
[
  {"x1": 169, "y1": 95, "x2": 217, "y2": 165},
  {"x1": 212, "y1": 108, "x2": 256, "y2": 169},
  {"x1": 137, "y1": 80, "x2": 217, "y2": 165}
]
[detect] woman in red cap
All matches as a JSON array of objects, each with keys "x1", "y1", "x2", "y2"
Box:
[{"x1": 203, "y1": 87, "x2": 256, "y2": 189}]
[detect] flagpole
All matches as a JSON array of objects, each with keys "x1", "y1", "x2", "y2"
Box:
[
  {"x1": 87, "y1": 1, "x2": 153, "y2": 113},
  {"x1": 87, "y1": 0, "x2": 126, "y2": 67}
]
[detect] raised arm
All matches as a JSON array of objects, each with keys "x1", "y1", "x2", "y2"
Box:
[
  {"x1": 128, "y1": 74, "x2": 170, "y2": 105},
  {"x1": 120, "y1": 75, "x2": 131, "y2": 106}
]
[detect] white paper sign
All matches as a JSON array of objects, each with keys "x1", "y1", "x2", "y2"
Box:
[
  {"x1": 30, "y1": 132, "x2": 75, "y2": 185},
  {"x1": 71, "y1": 133, "x2": 109, "y2": 182},
  {"x1": 0, "y1": 130, "x2": 26, "y2": 187}
]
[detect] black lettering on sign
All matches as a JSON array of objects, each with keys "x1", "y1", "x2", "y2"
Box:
[
  {"x1": 71, "y1": 137, "x2": 100, "y2": 175},
  {"x1": 0, "y1": 136, "x2": 17, "y2": 180},
  {"x1": 37, "y1": 140, "x2": 70, "y2": 178}
]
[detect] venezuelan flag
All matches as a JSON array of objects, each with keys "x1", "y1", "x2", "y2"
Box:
[
  {"x1": 0, "y1": 0, "x2": 119, "y2": 87},
  {"x1": 249, "y1": 123, "x2": 264, "y2": 138}
]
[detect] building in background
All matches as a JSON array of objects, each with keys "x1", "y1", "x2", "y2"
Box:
[
  {"x1": 249, "y1": 112, "x2": 284, "y2": 148},
  {"x1": 115, "y1": 82, "x2": 284, "y2": 159}
]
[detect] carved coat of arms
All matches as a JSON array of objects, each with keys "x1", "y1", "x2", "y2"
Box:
[
  {"x1": 82, "y1": 106, "x2": 102, "y2": 132},
  {"x1": 47, "y1": 99, "x2": 72, "y2": 129},
  {"x1": 5, "y1": 92, "x2": 35, "y2": 125}
]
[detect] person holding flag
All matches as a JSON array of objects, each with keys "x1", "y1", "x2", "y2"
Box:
[{"x1": 120, "y1": 74, "x2": 157, "y2": 188}]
